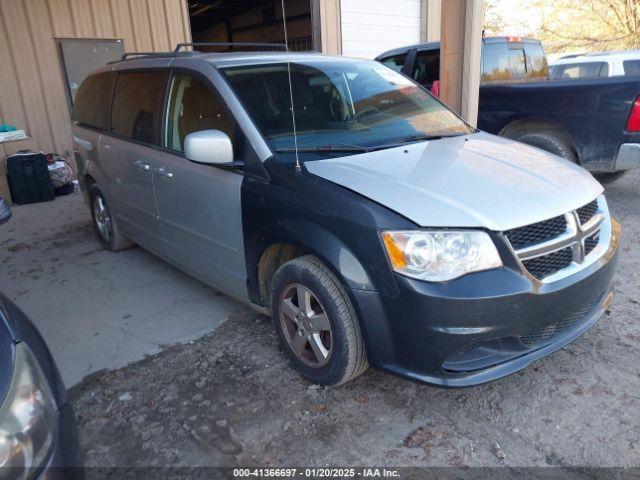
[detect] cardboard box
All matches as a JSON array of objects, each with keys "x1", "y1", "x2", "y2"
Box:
[{"x1": 0, "y1": 174, "x2": 11, "y2": 204}]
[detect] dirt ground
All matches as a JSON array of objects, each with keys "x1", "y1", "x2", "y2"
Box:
[{"x1": 66, "y1": 169, "x2": 640, "y2": 471}]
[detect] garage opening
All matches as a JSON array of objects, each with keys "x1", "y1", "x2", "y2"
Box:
[{"x1": 188, "y1": 0, "x2": 317, "y2": 51}]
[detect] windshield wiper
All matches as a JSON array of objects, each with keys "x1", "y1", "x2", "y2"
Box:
[
  {"x1": 366, "y1": 132, "x2": 473, "y2": 151},
  {"x1": 275, "y1": 144, "x2": 372, "y2": 153}
]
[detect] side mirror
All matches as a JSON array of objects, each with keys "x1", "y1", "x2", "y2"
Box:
[
  {"x1": 184, "y1": 130, "x2": 233, "y2": 166},
  {"x1": 0, "y1": 198, "x2": 11, "y2": 226}
]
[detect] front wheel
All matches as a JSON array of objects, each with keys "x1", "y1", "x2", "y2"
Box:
[{"x1": 270, "y1": 255, "x2": 368, "y2": 386}]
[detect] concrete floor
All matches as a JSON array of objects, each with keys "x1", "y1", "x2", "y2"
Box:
[{"x1": 0, "y1": 191, "x2": 249, "y2": 386}]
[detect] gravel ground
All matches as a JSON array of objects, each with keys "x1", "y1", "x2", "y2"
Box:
[{"x1": 17, "y1": 171, "x2": 640, "y2": 470}]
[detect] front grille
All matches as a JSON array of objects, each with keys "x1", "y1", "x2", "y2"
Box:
[
  {"x1": 522, "y1": 247, "x2": 573, "y2": 280},
  {"x1": 519, "y1": 295, "x2": 601, "y2": 347},
  {"x1": 504, "y1": 215, "x2": 567, "y2": 250},
  {"x1": 577, "y1": 200, "x2": 598, "y2": 225},
  {"x1": 585, "y1": 232, "x2": 599, "y2": 256}
]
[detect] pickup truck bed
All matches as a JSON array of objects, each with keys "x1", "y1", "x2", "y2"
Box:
[
  {"x1": 377, "y1": 40, "x2": 640, "y2": 176},
  {"x1": 479, "y1": 75, "x2": 640, "y2": 172}
]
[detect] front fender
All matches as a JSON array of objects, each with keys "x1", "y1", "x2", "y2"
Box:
[{"x1": 250, "y1": 220, "x2": 387, "y2": 301}]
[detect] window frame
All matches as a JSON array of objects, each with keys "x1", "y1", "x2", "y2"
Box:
[
  {"x1": 159, "y1": 67, "x2": 246, "y2": 170},
  {"x1": 108, "y1": 68, "x2": 169, "y2": 148}
]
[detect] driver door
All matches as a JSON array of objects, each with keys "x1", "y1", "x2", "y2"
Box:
[{"x1": 152, "y1": 72, "x2": 247, "y2": 298}]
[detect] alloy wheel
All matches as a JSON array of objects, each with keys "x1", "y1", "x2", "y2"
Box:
[
  {"x1": 93, "y1": 195, "x2": 112, "y2": 243},
  {"x1": 279, "y1": 283, "x2": 333, "y2": 368}
]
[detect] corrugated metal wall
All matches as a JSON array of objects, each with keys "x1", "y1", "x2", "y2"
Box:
[{"x1": 0, "y1": 0, "x2": 191, "y2": 160}]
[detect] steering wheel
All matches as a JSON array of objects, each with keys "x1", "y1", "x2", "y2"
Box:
[{"x1": 354, "y1": 106, "x2": 381, "y2": 122}]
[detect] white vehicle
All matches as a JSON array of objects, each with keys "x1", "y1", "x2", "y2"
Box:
[{"x1": 550, "y1": 50, "x2": 640, "y2": 79}]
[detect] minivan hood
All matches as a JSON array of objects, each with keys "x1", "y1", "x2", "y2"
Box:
[{"x1": 304, "y1": 132, "x2": 603, "y2": 231}]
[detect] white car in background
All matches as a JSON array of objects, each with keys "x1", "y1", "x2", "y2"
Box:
[{"x1": 550, "y1": 50, "x2": 640, "y2": 79}]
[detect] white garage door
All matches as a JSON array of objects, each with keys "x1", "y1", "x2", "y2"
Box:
[{"x1": 340, "y1": 0, "x2": 421, "y2": 59}]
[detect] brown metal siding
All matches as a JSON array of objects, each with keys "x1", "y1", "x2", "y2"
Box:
[{"x1": 0, "y1": 0, "x2": 191, "y2": 160}]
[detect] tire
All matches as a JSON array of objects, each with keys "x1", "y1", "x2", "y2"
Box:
[
  {"x1": 514, "y1": 131, "x2": 578, "y2": 164},
  {"x1": 594, "y1": 171, "x2": 627, "y2": 185},
  {"x1": 270, "y1": 255, "x2": 368, "y2": 386},
  {"x1": 89, "y1": 185, "x2": 134, "y2": 251}
]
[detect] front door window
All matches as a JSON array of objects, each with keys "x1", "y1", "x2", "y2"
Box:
[{"x1": 164, "y1": 74, "x2": 236, "y2": 154}]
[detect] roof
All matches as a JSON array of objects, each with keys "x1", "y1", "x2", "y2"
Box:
[
  {"x1": 103, "y1": 50, "x2": 367, "y2": 72},
  {"x1": 375, "y1": 36, "x2": 542, "y2": 59}
]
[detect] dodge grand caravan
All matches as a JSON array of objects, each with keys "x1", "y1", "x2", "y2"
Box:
[{"x1": 72, "y1": 47, "x2": 620, "y2": 387}]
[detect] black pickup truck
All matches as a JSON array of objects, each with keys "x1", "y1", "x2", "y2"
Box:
[{"x1": 376, "y1": 37, "x2": 640, "y2": 181}]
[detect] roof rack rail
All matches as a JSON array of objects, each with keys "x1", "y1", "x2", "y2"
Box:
[
  {"x1": 121, "y1": 52, "x2": 169, "y2": 59},
  {"x1": 174, "y1": 42, "x2": 288, "y2": 53},
  {"x1": 109, "y1": 50, "x2": 199, "y2": 64}
]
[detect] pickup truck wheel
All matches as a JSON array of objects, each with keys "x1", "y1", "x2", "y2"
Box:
[
  {"x1": 89, "y1": 186, "x2": 134, "y2": 251},
  {"x1": 270, "y1": 255, "x2": 368, "y2": 386},
  {"x1": 514, "y1": 132, "x2": 578, "y2": 164}
]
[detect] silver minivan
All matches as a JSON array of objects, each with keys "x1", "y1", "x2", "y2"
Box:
[{"x1": 72, "y1": 47, "x2": 620, "y2": 387}]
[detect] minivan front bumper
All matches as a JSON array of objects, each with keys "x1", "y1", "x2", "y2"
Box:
[{"x1": 353, "y1": 220, "x2": 620, "y2": 387}]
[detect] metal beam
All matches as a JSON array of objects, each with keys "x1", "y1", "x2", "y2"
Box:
[
  {"x1": 420, "y1": 0, "x2": 441, "y2": 42},
  {"x1": 439, "y1": 0, "x2": 483, "y2": 126}
]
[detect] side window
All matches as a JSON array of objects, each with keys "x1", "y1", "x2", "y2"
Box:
[
  {"x1": 557, "y1": 62, "x2": 607, "y2": 79},
  {"x1": 111, "y1": 71, "x2": 167, "y2": 144},
  {"x1": 164, "y1": 74, "x2": 236, "y2": 153},
  {"x1": 624, "y1": 60, "x2": 640, "y2": 76},
  {"x1": 71, "y1": 72, "x2": 115, "y2": 130},
  {"x1": 380, "y1": 54, "x2": 406, "y2": 73},
  {"x1": 412, "y1": 50, "x2": 440, "y2": 87}
]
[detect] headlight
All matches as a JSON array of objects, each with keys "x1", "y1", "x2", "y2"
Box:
[
  {"x1": 0, "y1": 343, "x2": 57, "y2": 480},
  {"x1": 381, "y1": 230, "x2": 502, "y2": 281}
]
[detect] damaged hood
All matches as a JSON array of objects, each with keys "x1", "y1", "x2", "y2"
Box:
[{"x1": 304, "y1": 132, "x2": 603, "y2": 231}]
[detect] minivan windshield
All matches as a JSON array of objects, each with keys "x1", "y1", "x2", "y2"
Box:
[{"x1": 222, "y1": 60, "x2": 474, "y2": 153}]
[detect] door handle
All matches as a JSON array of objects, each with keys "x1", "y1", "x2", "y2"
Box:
[
  {"x1": 134, "y1": 159, "x2": 151, "y2": 172},
  {"x1": 154, "y1": 166, "x2": 174, "y2": 179}
]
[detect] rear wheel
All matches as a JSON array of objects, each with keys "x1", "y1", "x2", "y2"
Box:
[
  {"x1": 513, "y1": 131, "x2": 578, "y2": 164},
  {"x1": 270, "y1": 255, "x2": 368, "y2": 386},
  {"x1": 89, "y1": 186, "x2": 134, "y2": 251}
]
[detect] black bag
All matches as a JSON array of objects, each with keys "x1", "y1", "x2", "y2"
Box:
[{"x1": 5, "y1": 150, "x2": 54, "y2": 205}]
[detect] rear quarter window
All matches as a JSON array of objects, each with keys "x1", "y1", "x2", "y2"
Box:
[
  {"x1": 71, "y1": 72, "x2": 115, "y2": 130},
  {"x1": 624, "y1": 60, "x2": 640, "y2": 76}
]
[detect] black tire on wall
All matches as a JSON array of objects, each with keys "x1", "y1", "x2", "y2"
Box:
[
  {"x1": 89, "y1": 185, "x2": 134, "y2": 252},
  {"x1": 270, "y1": 255, "x2": 368, "y2": 386},
  {"x1": 514, "y1": 131, "x2": 578, "y2": 164}
]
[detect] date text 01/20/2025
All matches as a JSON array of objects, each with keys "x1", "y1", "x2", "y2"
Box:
[{"x1": 232, "y1": 468, "x2": 400, "y2": 477}]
